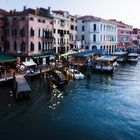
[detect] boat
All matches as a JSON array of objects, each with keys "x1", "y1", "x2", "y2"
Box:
[
  {"x1": 127, "y1": 53, "x2": 139, "y2": 63},
  {"x1": 65, "y1": 68, "x2": 84, "y2": 79},
  {"x1": 94, "y1": 55, "x2": 119, "y2": 73},
  {"x1": 47, "y1": 70, "x2": 68, "y2": 85},
  {"x1": 111, "y1": 51, "x2": 127, "y2": 63}
]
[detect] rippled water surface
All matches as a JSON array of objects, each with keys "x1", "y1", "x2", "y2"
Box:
[{"x1": 0, "y1": 62, "x2": 140, "y2": 140}]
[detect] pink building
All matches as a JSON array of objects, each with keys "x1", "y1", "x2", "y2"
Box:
[
  {"x1": 110, "y1": 20, "x2": 133, "y2": 51},
  {"x1": 0, "y1": 9, "x2": 7, "y2": 52},
  {"x1": 4, "y1": 7, "x2": 54, "y2": 64},
  {"x1": 132, "y1": 28, "x2": 140, "y2": 48}
]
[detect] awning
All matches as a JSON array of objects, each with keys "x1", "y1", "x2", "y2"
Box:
[
  {"x1": 22, "y1": 60, "x2": 37, "y2": 67},
  {"x1": 0, "y1": 53, "x2": 17, "y2": 63},
  {"x1": 32, "y1": 54, "x2": 54, "y2": 59}
]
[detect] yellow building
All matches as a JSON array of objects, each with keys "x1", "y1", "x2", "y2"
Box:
[{"x1": 52, "y1": 10, "x2": 77, "y2": 54}]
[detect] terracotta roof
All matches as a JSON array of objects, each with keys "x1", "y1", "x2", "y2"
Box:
[
  {"x1": 52, "y1": 10, "x2": 64, "y2": 15},
  {"x1": 78, "y1": 15, "x2": 101, "y2": 21},
  {"x1": 5, "y1": 8, "x2": 52, "y2": 18},
  {"x1": 0, "y1": 9, "x2": 8, "y2": 14}
]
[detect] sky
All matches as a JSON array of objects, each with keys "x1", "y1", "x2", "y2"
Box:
[{"x1": 1, "y1": 0, "x2": 140, "y2": 28}]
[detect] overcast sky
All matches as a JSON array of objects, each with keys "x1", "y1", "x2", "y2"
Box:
[{"x1": 1, "y1": 0, "x2": 140, "y2": 28}]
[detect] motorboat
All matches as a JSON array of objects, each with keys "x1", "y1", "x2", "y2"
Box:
[
  {"x1": 127, "y1": 53, "x2": 139, "y2": 63},
  {"x1": 47, "y1": 70, "x2": 68, "y2": 85},
  {"x1": 65, "y1": 68, "x2": 84, "y2": 79},
  {"x1": 95, "y1": 55, "x2": 119, "y2": 73}
]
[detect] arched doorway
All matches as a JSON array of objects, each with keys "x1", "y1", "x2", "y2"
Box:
[{"x1": 92, "y1": 45, "x2": 97, "y2": 50}]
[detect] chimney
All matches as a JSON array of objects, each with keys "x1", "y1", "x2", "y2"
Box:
[
  {"x1": 13, "y1": 9, "x2": 16, "y2": 13},
  {"x1": 48, "y1": 6, "x2": 51, "y2": 13},
  {"x1": 35, "y1": 7, "x2": 39, "y2": 15},
  {"x1": 23, "y1": 6, "x2": 26, "y2": 11}
]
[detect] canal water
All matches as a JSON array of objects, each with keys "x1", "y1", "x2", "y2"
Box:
[{"x1": 0, "y1": 62, "x2": 140, "y2": 140}]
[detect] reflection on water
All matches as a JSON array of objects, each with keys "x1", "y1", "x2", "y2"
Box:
[
  {"x1": 0, "y1": 62, "x2": 140, "y2": 139},
  {"x1": 48, "y1": 84, "x2": 64, "y2": 110}
]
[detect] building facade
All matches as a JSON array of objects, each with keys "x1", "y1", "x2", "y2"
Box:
[
  {"x1": 69, "y1": 15, "x2": 77, "y2": 50},
  {"x1": 52, "y1": 10, "x2": 77, "y2": 54},
  {"x1": 77, "y1": 16, "x2": 118, "y2": 53},
  {"x1": 132, "y1": 28, "x2": 140, "y2": 48},
  {"x1": 0, "y1": 9, "x2": 7, "y2": 52},
  {"x1": 109, "y1": 20, "x2": 133, "y2": 50},
  {"x1": 4, "y1": 7, "x2": 53, "y2": 64},
  {"x1": 52, "y1": 10, "x2": 70, "y2": 54}
]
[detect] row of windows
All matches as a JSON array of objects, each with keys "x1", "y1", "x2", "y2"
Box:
[
  {"x1": 54, "y1": 38, "x2": 69, "y2": 44},
  {"x1": 5, "y1": 41, "x2": 53, "y2": 52},
  {"x1": 81, "y1": 23, "x2": 116, "y2": 32},
  {"x1": 81, "y1": 34, "x2": 117, "y2": 42}
]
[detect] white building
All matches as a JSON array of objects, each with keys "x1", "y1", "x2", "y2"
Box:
[{"x1": 77, "y1": 16, "x2": 118, "y2": 53}]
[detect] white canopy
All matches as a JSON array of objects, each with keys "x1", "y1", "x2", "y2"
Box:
[{"x1": 22, "y1": 60, "x2": 37, "y2": 67}]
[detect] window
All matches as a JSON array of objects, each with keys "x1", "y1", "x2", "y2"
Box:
[
  {"x1": 75, "y1": 26, "x2": 77, "y2": 31},
  {"x1": 30, "y1": 27, "x2": 34, "y2": 36},
  {"x1": 21, "y1": 41, "x2": 25, "y2": 51},
  {"x1": 38, "y1": 28, "x2": 40, "y2": 37},
  {"x1": 82, "y1": 35, "x2": 84, "y2": 40},
  {"x1": 100, "y1": 24, "x2": 102, "y2": 30},
  {"x1": 82, "y1": 20, "x2": 85, "y2": 23},
  {"x1": 38, "y1": 42, "x2": 41, "y2": 50},
  {"x1": 1, "y1": 36, "x2": 4, "y2": 41},
  {"x1": 12, "y1": 27, "x2": 17, "y2": 36},
  {"x1": 93, "y1": 34, "x2": 96, "y2": 42},
  {"x1": 20, "y1": 27, "x2": 25, "y2": 37},
  {"x1": 14, "y1": 41, "x2": 17, "y2": 51},
  {"x1": 93, "y1": 24, "x2": 96, "y2": 31},
  {"x1": 42, "y1": 19, "x2": 46, "y2": 23},
  {"x1": 86, "y1": 46, "x2": 89, "y2": 49},
  {"x1": 71, "y1": 25, "x2": 74, "y2": 30},
  {"x1": 21, "y1": 17, "x2": 25, "y2": 21},
  {"x1": 67, "y1": 31, "x2": 69, "y2": 34},
  {"x1": 13, "y1": 17, "x2": 17, "y2": 22},
  {"x1": 54, "y1": 38, "x2": 56, "y2": 44},
  {"x1": 30, "y1": 42, "x2": 34, "y2": 51},
  {"x1": 82, "y1": 26, "x2": 84, "y2": 31},
  {"x1": 30, "y1": 17, "x2": 34, "y2": 21},
  {"x1": 58, "y1": 38, "x2": 59, "y2": 44},
  {"x1": 53, "y1": 29, "x2": 56, "y2": 34},
  {"x1": 38, "y1": 19, "x2": 41, "y2": 22}
]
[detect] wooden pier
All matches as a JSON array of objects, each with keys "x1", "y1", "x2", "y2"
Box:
[{"x1": 14, "y1": 75, "x2": 31, "y2": 99}]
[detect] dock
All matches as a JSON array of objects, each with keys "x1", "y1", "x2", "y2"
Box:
[{"x1": 14, "y1": 75, "x2": 31, "y2": 99}]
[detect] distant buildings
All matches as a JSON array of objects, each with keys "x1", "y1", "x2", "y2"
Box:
[
  {"x1": 77, "y1": 16, "x2": 117, "y2": 53},
  {"x1": 109, "y1": 20, "x2": 133, "y2": 50},
  {"x1": 132, "y1": 28, "x2": 140, "y2": 48}
]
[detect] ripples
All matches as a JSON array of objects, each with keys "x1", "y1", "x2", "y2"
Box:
[{"x1": 1, "y1": 62, "x2": 140, "y2": 139}]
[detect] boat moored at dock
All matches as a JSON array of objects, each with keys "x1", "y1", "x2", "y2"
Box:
[
  {"x1": 65, "y1": 68, "x2": 84, "y2": 79},
  {"x1": 111, "y1": 51, "x2": 128, "y2": 63},
  {"x1": 127, "y1": 53, "x2": 139, "y2": 63},
  {"x1": 94, "y1": 55, "x2": 119, "y2": 73}
]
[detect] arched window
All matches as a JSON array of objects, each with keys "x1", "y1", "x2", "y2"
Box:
[
  {"x1": 38, "y1": 28, "x2": 40, "y2": 37},
  {"x1": 30, "y1": 27, "x2": 34, "y2": 36},
  {"x1": 100, "y1": 46, "x2": 102, "y2": 50},
  {"x1": 38, "y1": 42, "x2": 41, "y2": 50},
  {"x1": 30, "y1": 42, "x2": 34, "y2": 51},
  {"x1": 14, "y1": 41, "x2": 17, "y2": 50},
  {"x1": 21, "y1": 41, "x2": 25, "y2": 51}
]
